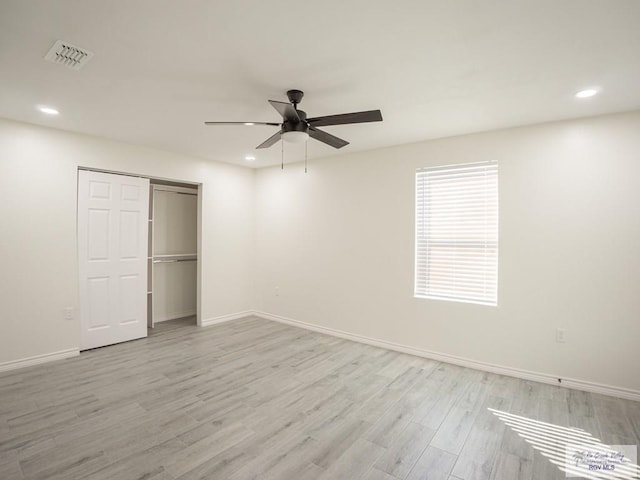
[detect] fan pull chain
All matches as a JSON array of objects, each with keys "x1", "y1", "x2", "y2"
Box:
[
  {"x1": 281, "y1": 138, "x2": 284, "y2": 170},
  {"x1": 305, "y1": 141, "x2": 308, "y2": 173}
]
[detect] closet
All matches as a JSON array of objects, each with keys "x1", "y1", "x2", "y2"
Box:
[{"x1": 147, "y1": 183, "x2": 198, "y2": 328}]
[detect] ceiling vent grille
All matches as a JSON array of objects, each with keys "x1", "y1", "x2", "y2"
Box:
[{"x1": 44, "y1": 40, "x2": 94, "y2": 70}]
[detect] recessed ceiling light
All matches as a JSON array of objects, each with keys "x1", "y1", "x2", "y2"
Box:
[
  {"x1": 38, "y1": 106, "x2": 59, "y2": 115},
  {"x1": 244, "y1": 122, "x2": 255, "y2": 126},
  {"x1": 575, "y1": 88, "x2": 598, "y2": 98},
  {"x1": 244, "y1": 155, "x2": 256, "y2": 162}
]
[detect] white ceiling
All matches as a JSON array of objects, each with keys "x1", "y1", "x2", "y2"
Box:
[{"x1": 1, "y1": 1, "x2": 639, "y2": 168}]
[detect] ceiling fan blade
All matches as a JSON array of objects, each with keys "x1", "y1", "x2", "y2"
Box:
[
  {"x1": 307, "y1": 109, "x2": 383, "y2": 127},
  {"x1": 204, "y1": 121, "x2": 280, "y2": 126},
  {"x1": 309, "y1": 126, "x2": 349, "y2": 149},
  {"x1": 256, "y1": 130, "x2": 282, "y2": 149},
  {"x1": 268, "y1": 100, "x2": 300, "y2": 123}
]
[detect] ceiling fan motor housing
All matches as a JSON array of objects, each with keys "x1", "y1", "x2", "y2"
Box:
[
  {"x1": 283, "y1": 109, "x2": 308, "y2": 134},
  {"x1": 282, "y1": 121, "x2": 308, "y2": 134}
]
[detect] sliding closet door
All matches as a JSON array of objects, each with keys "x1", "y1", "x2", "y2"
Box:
[{"x1": 78, "y1": 170, "x2": 149, "y2": 350}]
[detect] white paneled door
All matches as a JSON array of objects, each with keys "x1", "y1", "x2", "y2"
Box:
[{"x1": 78, "y1": 170, "x2": 149, "y2": 350}]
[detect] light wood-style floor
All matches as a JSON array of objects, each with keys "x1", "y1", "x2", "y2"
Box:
[{"x1": 1, "y1": 316, "x2": 638, "y2": 480}]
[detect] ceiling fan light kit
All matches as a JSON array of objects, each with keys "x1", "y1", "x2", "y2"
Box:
[
  {"x1": 205, "y1": 89, "x2": 383, "y2": 152},
  {"x1": 282, "y1": 131, "x2": 309, "y2": 143}
]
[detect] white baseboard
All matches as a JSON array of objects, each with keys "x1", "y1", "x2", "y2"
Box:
[
  {"x1": 0, "y1": 348, "x2": 80, "y2": 373},
  {"x1": 253, "y1": 311, "x2": 640, "y2": 402},
  {"x1": 201, "y1": 310, "x2": 256, "y2": 327}
]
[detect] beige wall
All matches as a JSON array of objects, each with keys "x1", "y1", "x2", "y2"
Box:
[
  {"x1": 2, "y1": 111, "x2": 639, "y2": 395},
  {"x1": 254, "y1": 111, "x2": 640, "y2": 393},
  {"x1": 0, "y1": 117, "x2": 254, "y2": 364}
]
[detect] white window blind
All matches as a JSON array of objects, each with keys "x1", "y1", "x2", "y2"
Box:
[{"x1": 415, "y1": 161, "x2": 498, "y2": 305}]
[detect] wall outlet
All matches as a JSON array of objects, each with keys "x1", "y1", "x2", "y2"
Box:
[
  {"x1": 556, "y1": 328, "x2": 567, "y2": 343},
  {"x1": 64, "y1": 307, "x2": 74, "y2": 320},
  {"x1": 275, "y1": 286, "x2": 279, "y2": 297}
]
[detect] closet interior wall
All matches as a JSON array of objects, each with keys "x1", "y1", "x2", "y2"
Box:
[{"x1": 148, "y1": 183, "x2": 198, "y2": 327}]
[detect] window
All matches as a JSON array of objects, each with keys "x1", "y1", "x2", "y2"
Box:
[{"x1": 415, "y1": 161, "x2": 498, "y2": 305}]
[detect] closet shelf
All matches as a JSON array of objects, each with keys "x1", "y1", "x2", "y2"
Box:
[{"x1": 152, "y1": 253, "x2": 197, "y2": 263}]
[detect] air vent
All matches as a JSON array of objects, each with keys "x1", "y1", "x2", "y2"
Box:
[{"x1": 44, "y1": 40, "x2": 94, "y2": 71}]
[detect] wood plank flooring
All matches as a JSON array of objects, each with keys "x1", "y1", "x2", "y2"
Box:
[{"x1": 0, "y1": 316, "x2": 638, "y2": 480}]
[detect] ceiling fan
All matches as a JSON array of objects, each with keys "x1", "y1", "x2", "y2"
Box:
[{"x1": 204, "y1": 89, "x2": 383, "y2": 150}]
